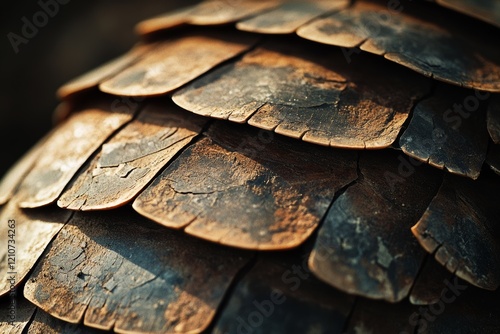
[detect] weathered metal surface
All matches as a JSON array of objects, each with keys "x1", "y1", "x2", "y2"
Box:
[
  {"x1": 99, "y1": 33, "x2": 256, "y2": 97},
  {"x1": 134, "y1": 122, "x2": 357, "y2": 250},
  {"x1": 56, "y1": 44, "x2": 150, "y2": 99},
  {"x1": 0, "y1": 201, "x2": 72, "y2": 297},
  {"x1": 487, "y1": 95, "x2": 500, "y2": 144},
  {"x1": 412, "y1": 174, "x2": 500, "y2": 290},
  {"x1": 213, "y1": 256, "x2": 354, "y2": 334},
  {"x1": 344, "y1": 298, "x2": 417, "y2": 334},
  {"x1": 409, "y1": 257, "x2": 453, "y2": 305},
  {"x1": 400, "y1": 86, "x2": 489, "y2": 179},
  {"x1": 486, "y1": 143, "x2": 500, "y2": 175},
  {"x1": 236, "y1": 0, "x2": 348, "y2": 34},
  {"x1": 135, "y1": 1, "x2": 278, "y2": 35},
  {"x1": 27, "y1": 309, "x2": 107, "y2": 334},
  {"x1": 173, "y1": 42, "x2": 430, "y2": 149},
  {"x1": 0, "y1": 134, "x2": 49, "y2": 206},
  {"x1": 58, "y1": 103, "x2": 206, "y2": 211},
  {"x1": 297, "y1": 1, "x2": 500, "y2": 92},
  {"x1": 15, "y1": 103, "x2": 135, "y2": 208},
  {"x1": 24, "y1": 209, "x2": 251, "y2": 333},
  {"x1": 436, "y1": 0, "x2": 500, "y2": 28},
  {"x1": 309, "y1": 150, "x2": 442, "y2": 302},
  {"x1": 0, "y1": 296, "x2": 36, "y2": 334}
]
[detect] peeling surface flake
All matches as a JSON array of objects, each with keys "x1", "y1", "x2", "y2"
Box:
[
  {"x1": 135, "y1": 0, "x2": 279, "y2": 35},
  {"x1": 15, "y1": 104, "x2": 135, "y2": 208},
  {"x1": 24, "y1": 209, "x2": 251, "y2": 334},
  {"x1": 134, "y1": 122, "x2": 357, "y2": 250},
  {"x1": 0, "y1": 200, "x2": 72, "y2": 297},
  {"x1": 173, "y1": 41, "x2": 430, "y2": 149},
  {"x1": 412, "y1": 174, "x2": 500, "y2": 290},
  {"x1": 400, "y1": 86, "x2": 490, "y2": 179},
  {"x1": 297, "y1": 0, "x2": 500, "y2": 92},
  {"x1": 100, "y1": 33, "x2": 257, "y2": 97},
  {"x1": 237, "y1": 0, "x2": 348, "y2": 34},
  {"x1": 309, "y1": 150, "x2": 442, "y2": 302},
  {"x1": 58, "y1": 103, "x2": 206, "y2": 211}
]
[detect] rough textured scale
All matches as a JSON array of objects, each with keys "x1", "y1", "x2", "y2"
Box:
[
  {"x1": 0, "y1": 134, "x2": 48, "y2": 206},
  {"x1": 99, "y1": 33, "x2": 256, "y2": 97},
  {"x1": 27, "y1": 310, "x2": 108, "y2": 334},
  {"x1": 134, "y1": 122, "x2": 357, "y2": 250},
  {"x1": 24, "y1": 209, "x2": 251, "y2": 334},
  {"x1": 173, "y1": 41, "x2": 430, "y2": 149},
  {"x1": 0, "y1": 201, "x2": 72, "y2": 297},
  {"x1": 2, "y1": 1, "x2": 500, "y2": 333},
  {"x1": 409, "y1": 257, "x2": 453, "y2": 305},
  {"x1": 58, "y1": 103, "x2": 206, "y2": 211},
  {"x1": 236, "y1": 0, "x2": 349, "y2": 34},
  {"x1": 15, "y1": 103, "x2": 135, "y2": 208},
  {"x1": 412, "y1": 174, "x2": 500, "y2": 290},
  {"x1": 135, "y1": 0, "x2": 279, "y2": 35},
  {"x1": 399, "y1": 86, "x2": 490, "y2": 179},
  {"x1": 213, "y1": 256, "x2": 354, "y2": 333},
  {"x1": 308, "y1": 150, "x2": 442, "y2": 302},
  {"x1": 297, "y1": 0, "x2": 500, "y2": 92},
  {"x1": 56, "y1": 44, "x2": 150, "y2": 99}
]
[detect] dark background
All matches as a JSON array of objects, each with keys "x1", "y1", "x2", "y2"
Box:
[{"x1": 0, "y1": 0, "x2": 198, "y2": 177}]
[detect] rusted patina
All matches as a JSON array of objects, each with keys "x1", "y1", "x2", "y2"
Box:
[
  {"x1": 236, "y1": 0, "x2": 348, "y2": 34},
  {"x1": 173, "y1": 42, "x2": 430, "y2": 149},
  {"x1": 309, "y1": 150, "x2": 442, "y2": 302},
  {"x1": 15, "y1": 102, "x2": 136, "y2": 208},
  {"x1": 134, "y1": 122, "x2": 357, "y2": 250},
  {"x1": 24, "y1": 209, "x2": 251, "y2": 334},
  {"x1": 297, "y1": 1, "x2": 500, "y2": 92},
  {"x1": 214, "y1": 256, "x2": 354, "y2": 333},
  {"x1": 400, "y1": 86, "x2": 490, "y2": 179},
  {"x1": 99, "y1": 33, "x2": 257, "y2": 97},
  {"x1": 0, "y1": 201, "x2": 72, "y2": 297},
  {"x1": 58, "y1": 103, "x2": 206, "y2": 211},
  {"x1": 412, "y1": 174, "x2": 500, "y2": 290},
  {"x1": 135, "y1": 0, "x2": 279, "y2": 35}
]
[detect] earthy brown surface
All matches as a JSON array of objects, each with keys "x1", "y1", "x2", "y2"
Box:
[
  {"x1": 100, "y1": 33, "x2": 257, "y2": 96},
  {"x1": 297, "y1": 1, "x2": 500, "y2": 92},
  {"x1": 58, "y1": 103, "x2": 206, "y2": 210},
  {"x1": 173, "y1": 42, "x2": 430, "y2": 149},
  {"x1": 24, "y1": 209, "x2": 251, "y2": 333},
  {"x1": 0, "y1": 201, "x2": 72, "y2": 297},
  {"x1": 236, "y1": 0, "x2": 348, "y2": 34},
  {"x1": 15, "y1": 103, "x2": 136, "y2": 208},
  {"x1": 134, "y1": 122, "x2": 357, "y2": 250}
]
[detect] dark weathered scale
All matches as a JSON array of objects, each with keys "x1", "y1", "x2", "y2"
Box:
[{"x1": 1, "y1": 0, "x2": 499, "y2": 333}]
